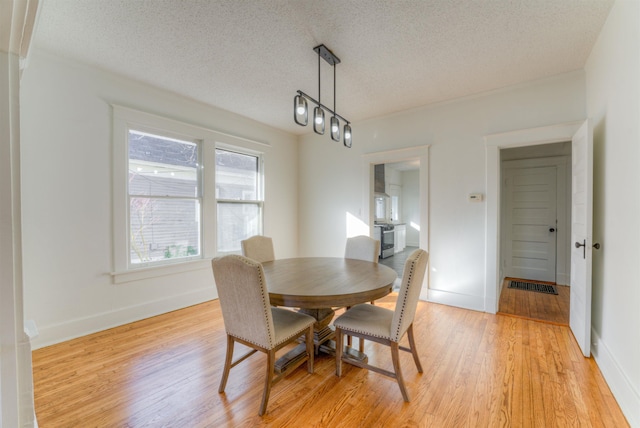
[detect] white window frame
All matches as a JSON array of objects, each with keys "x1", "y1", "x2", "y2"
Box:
[
  {"x1": 127, "y1": 130, "x2": 203, "y2": 267},
  {"x1": 111, "y1": 105, "x2": 270, "y2": 283},
  {"x1": 215, "y1": 144, "x2": 265, "y2": 255}
]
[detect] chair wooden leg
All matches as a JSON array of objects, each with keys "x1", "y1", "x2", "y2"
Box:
[
  {"x1": 218, "y1": 335, "x2": 234, "y2": 393},
  {"x1": 259, "y1": 349, "x2": 276, "y2": 416},
  {"x1": 335, "y1": 327, "x2": 343, "y2": 377},
  {"x1": 345, "y1": 306, "x2": 352, "y2": 347},
  {"x1": 391, "y1": 342, "x2": 410, "y2": 402},
  {"x1": 407, "y1": 324, "x2": 423, "y2": 373},
  {"x1": 359, "y1": 337, "x2": 365, "y2": 353},
  {"x1": 306, "y1": 325, "x2": 314, "y2": 374}
]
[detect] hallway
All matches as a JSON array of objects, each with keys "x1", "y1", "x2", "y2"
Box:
[{"x1": 497, "y1": 278, "x2": 570, "y2": 325}]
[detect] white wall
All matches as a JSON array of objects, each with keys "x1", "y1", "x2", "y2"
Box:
[
  {"x1": 298, "y1": 71, "x2": 586, "y2": 311},
  {"x1": 585, "y1": 0, "x2": 640, "y2": 425},
  {"x1": 401, "y1": 170, "x2": 420, "y2": 246},
  {"x1": 20, "y1": 51, "x2": 299, "y2": 349}
]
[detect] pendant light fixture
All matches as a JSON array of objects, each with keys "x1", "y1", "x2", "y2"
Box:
[{"x1": 294, "y1": 44, "x2": 352, "y2": 148}]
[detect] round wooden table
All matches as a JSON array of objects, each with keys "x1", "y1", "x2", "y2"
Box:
[
  {"x1": 262, "y1": 257, "x2": 397, "y2": 364},
  {"x1": 262, "y1": 257, "x2": 397, "y2": 308}
]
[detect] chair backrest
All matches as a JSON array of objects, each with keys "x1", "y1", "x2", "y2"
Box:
[
  {"x1": 345, "y1": 235, "x2": 380, "y2": 263},
  {"x1": 390, "y1": 249, "x2": 429, "y2": 342},
  {"x1": 241, "y1": 235, "x2": 275, "y2": 263},
  {"x1": 212, "y1": 255, "x2": 276, "y2": 349}
]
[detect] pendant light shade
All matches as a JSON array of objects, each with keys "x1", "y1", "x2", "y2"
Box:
[
  {"x1": 294, "y1": 94, "x2": 308, "y2": 126},
  {"x1": 293, "y1": 44, "x2": 352, "y2": 148},
  {"x1": 343, "y1": 123, "x2": 352, "y2": 148},
  {"x1": 313, "y1": 106, "x2": 325, "y2": 134},
  {"x1": 330, "y1": 116, "x2": 340, "y2": 141}
]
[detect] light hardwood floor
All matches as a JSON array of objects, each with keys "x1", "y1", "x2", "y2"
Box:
[
  {"x1": 498, "y1": 278, "x2": 571, "y2": 325},
  {"x1": 32, "y1": 294, "x2": 628, "y2": 427}
]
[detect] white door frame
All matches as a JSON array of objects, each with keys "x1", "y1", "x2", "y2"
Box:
[
  {"x1": 484, "y1": 121, "x2": 583, "y2": 313},
  {"x1": 1, "y1": 1, "x2": 40, "y2": 426}
]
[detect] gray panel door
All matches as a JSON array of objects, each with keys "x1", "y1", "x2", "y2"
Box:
[{"x1": 504, "y1": 166, "x2": 557, "y2": 282}]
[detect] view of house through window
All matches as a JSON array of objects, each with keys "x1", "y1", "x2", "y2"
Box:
[
  {"x1": 215, "y1": 148, "x2": 263, "y2": 253},
  {"x1": 128, "y1": 130, "x2": 201, "y2": 265}
]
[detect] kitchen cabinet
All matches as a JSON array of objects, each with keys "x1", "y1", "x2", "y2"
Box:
[{"x1": 394, "y1": 224, "x2": 406, "y2": 253}]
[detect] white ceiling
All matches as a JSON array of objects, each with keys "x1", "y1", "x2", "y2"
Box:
[{"x1": 32, "y1": 0, "x2": 614, "y2": 136}]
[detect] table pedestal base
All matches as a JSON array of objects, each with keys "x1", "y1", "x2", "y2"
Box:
[
  {"x1": 274, "y1": 339, "x2": 368, "y2": 375},
  {"x1": 274, "y1": 343, "x2": 309, "y2": 374},
  {"x1": 273, "y1": 307, "x2": 368, "y2": 374},
  {"x1": 297, "y1": 308, "x2": 336, "y2": 354},
  {"x1": 319, "y1": 340, "x2": 368, "y2": 363}
]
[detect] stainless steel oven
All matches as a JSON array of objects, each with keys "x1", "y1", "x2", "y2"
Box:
[{"x1": 375, "y1": 223, "x2": 395, "y2": 259}]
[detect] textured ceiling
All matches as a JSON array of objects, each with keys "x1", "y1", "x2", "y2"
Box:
[{"x1": 32, "y1": 0, "x2": 614, "y2": 135}]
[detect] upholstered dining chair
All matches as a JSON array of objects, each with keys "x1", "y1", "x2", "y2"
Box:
[
  {"x1": 344, "y1": 235, "x2": 382, "y2": 351},
  {"x1": 334, "y1": 248, "x2": 428, "y2": 402},
  {"x1": 344, "y1": 235, "x2": 380, "y2": 264},
  {"x1": 241, "y1": 235, "x2": 275, "y2": 263},
  {"x1": 212, "y1": 255, "x2": 315, "y2": 416}
]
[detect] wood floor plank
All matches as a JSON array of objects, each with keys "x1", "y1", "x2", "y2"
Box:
[{"x1": 32, "y1": 296, "x2": 629, "y2": 427}]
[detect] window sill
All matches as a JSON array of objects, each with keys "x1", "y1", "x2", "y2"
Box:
[{"x1": 111, "y1": 259, "x2": 212, "y2": 284}]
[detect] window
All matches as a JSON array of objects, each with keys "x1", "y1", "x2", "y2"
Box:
[
  {"x1": 215, "y1": 148, "x2": 263, "y2": 253},
  {"x1": 391, "y1": 195, "x2": 399, "y2": 222},
  {"x1": 112, "y1": 105, "x2": 270, "y2": 282},
  {"x1": 128, "y1": 130, "x2": 201, "y2": 266}
]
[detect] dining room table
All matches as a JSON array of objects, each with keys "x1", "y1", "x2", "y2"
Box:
[{"x1": 261, "y1": 257, "x2": 397, "y2": 372}]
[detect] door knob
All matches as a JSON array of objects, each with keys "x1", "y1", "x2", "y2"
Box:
[
  {"x1": 575, "y1": 240, "x2": 586, "y2": 259},
  {"x1": 549, "y1": 227, "x2": 556, "y2": 232},
  {"x1": 575, "y1": 241, "x2": 585, "y2": 248},
  {"x1": 593, "y1": 243, "x2": 601, "y2": 249}
]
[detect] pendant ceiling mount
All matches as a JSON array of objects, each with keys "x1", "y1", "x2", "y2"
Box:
[{"x1": 293, "y1": 44, "x2": 352, "y2": 148}]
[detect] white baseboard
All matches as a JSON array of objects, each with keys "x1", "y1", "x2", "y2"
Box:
[
  {"x1": 31, "y1": 287, "x2": 216, "y2": 350},
  {"x1": 424, "y1": 288, "x2": 485, "y2": 312},
  {"x1": 591, "y1": 328, "x2": 640, "y2": 427}
]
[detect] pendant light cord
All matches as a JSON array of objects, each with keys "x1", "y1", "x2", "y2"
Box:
[{"x1": 333, "y1": 62, "x2": 336, "y2": 114}]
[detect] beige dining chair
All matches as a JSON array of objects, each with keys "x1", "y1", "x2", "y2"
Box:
[
  {"x1": 212, "y1": 255, "x2": 315, "y2": 416},
  {"x1": 344, "y1": 235, "x2": 382, "y2": 351},
  {"x1": 241, "y1": 235, "x2": 275, "y2": 263},
  {"x1": 334, "y1": 248, "x2": 428, "y2": 402},
  {"x1": 344, "y1": 235, "x2": 380, "y2": 264}
]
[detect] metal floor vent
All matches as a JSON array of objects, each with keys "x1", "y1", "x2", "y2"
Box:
[{"x1": 508, "y1": 280, "x2": 558, "y2": 295}]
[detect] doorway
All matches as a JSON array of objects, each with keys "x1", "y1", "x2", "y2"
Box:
[
  {"x1": 503, "y1": 165, "x2": 558, "y2": 283},
  {"x1": 501, "y1": 144, "x2": 572, "y2": 284},
  {"x1": 498, "y1": 143, "x2": 571, "y2": 323},
  {"x1": 361, "y1": 146, "x2": 430, "y2": 298},
  {"x1": 484, "y1": 121, "x2": 582, "y2": 310}
]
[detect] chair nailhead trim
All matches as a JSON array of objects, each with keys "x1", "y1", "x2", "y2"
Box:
[
  {"x1": 393, "y1": 250, "x2": 425, "y2": 341},
  {"x1": 230, "y1": 255, "x2": 275, "y2": 348}
]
